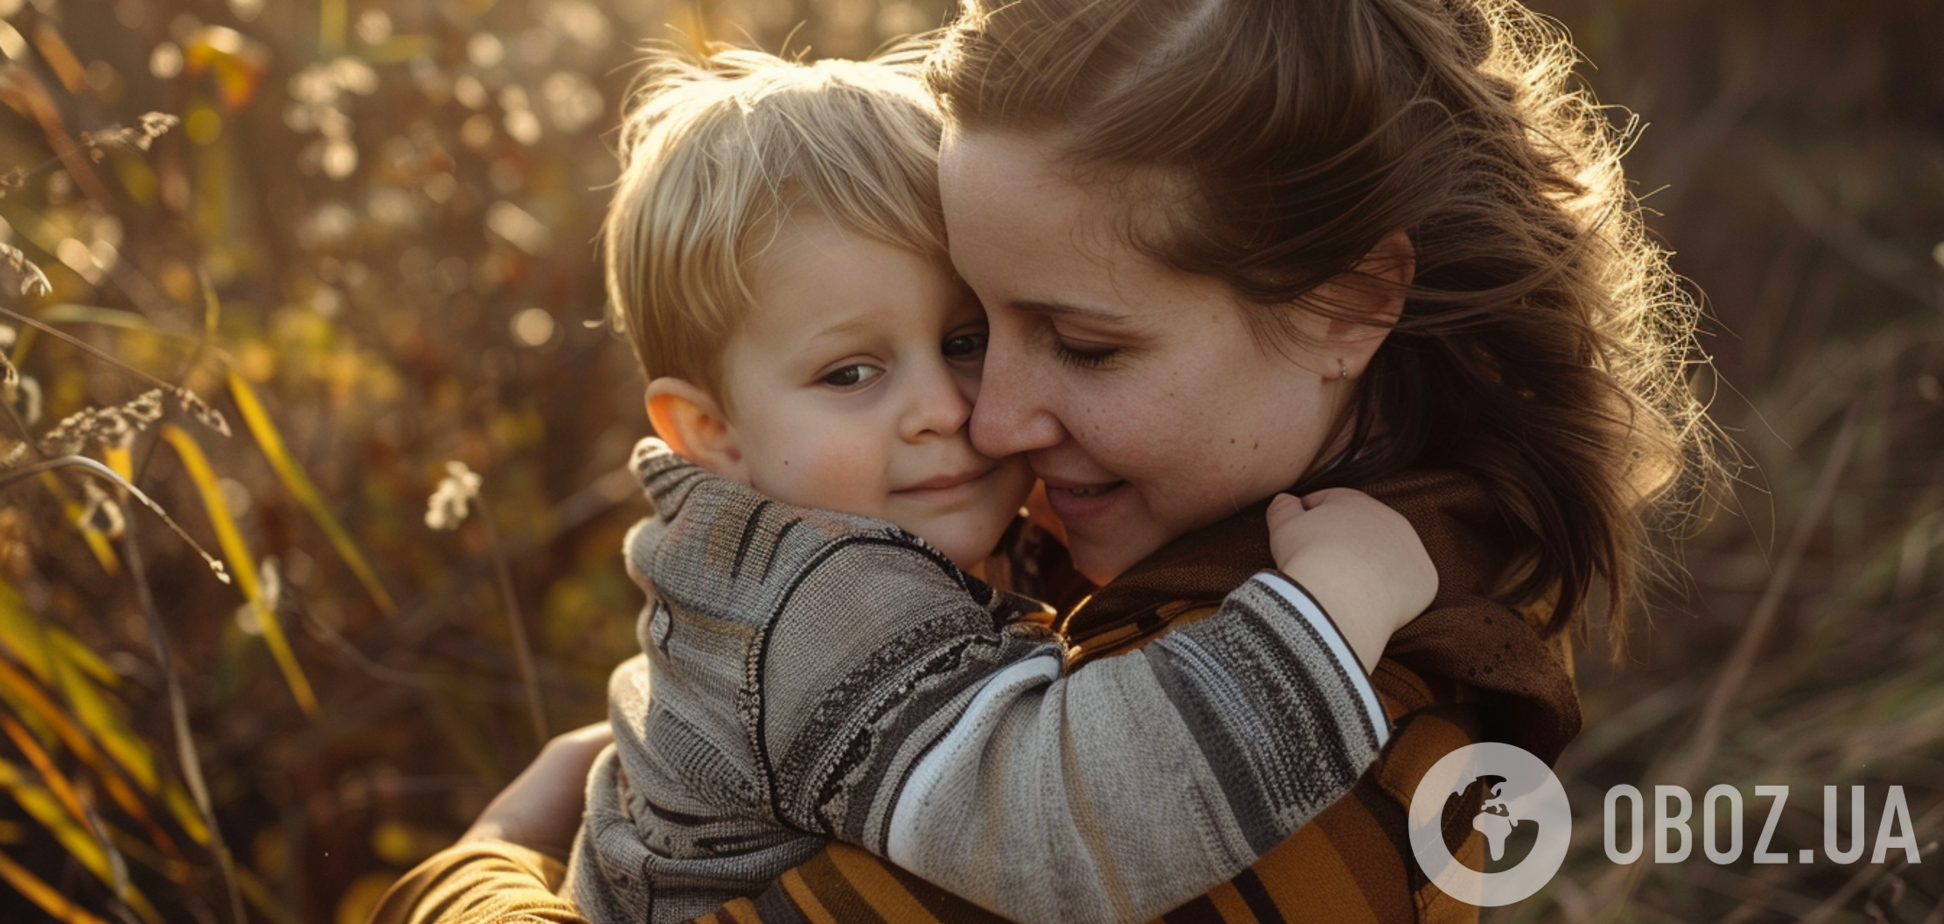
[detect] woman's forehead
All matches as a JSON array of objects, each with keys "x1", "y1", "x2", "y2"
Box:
[{"x1": 940, "y1": 131, "x2": 1164, "y2": 278}]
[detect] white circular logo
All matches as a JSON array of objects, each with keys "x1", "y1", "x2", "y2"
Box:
[{"x1": 1407, "y1": 742, "x2": 1572, "y2": 907}]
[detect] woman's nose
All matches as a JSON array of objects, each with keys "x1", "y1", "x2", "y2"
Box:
[{"x1": 968, "y1": 328, "x2": 1064, "y2": 458}]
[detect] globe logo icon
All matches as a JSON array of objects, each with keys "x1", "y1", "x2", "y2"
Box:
[{"x1": 1408, "y1": 743, "x2": 1572, "y2": 906}]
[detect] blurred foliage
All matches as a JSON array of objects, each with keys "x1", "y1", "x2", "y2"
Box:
[
  {"x1": 0, "y1": 0, "x2": 1936, "y2": 922},
  {"x1": 0, "y1": 0, "x2": 949, "y2": 920},
  {"x1": 1499, "y1": 2, "x2": 1944, "y2": 922}
]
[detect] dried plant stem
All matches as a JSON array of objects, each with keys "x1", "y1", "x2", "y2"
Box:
[
  {"x1": 1585, "y1": 407, "x2": 1864, "y2": 917},
  {"x1": 0, "y1": 456, "x2": 229, "y2": 584},
  {"x1": 1670, "y1": 406, "x2": 1862, "y2": 790},
  {"x1": 120, "y1": 515, "x2": 247, "y2": 924},
  {"x1": 0, "y1": 381, "x2": 45, "y2": 464},
  {"x1": 290, "y1": 601, "x2": 440, "y2": 690},
  {"x1": 1798, "y1": 800, "x2": 1944, "y2": 924},
  {"x1": 0, "y1": 306, "x2": 191, "y2": 397},
  {"x1": 476, "y1": 498, "x2": 548, "y2": 745}
]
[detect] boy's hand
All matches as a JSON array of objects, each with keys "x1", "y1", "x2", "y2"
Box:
[{"x1": 1266, "y1": 489, "x2": 1436, "y2": 673}]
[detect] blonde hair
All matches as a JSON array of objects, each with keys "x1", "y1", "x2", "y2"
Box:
[
  {"x1": 928, "y1": 0, "x2": 1725, "y2": 651},
  {"x1": 605, "y1": 45, "x2": 948, "y2": 401}
]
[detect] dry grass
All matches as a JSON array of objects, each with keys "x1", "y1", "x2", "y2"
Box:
[{"x1": 0, "y1": 1, "x2": 1936, "y2": 922}]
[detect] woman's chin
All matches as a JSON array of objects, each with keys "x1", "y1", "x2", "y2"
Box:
[{"x1": 1067, "y1": 534, "x2": 1162, "y2": 586}]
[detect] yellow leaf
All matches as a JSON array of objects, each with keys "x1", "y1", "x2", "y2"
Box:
[
  {"x1": 336, "y1": 871, "x2": 402, "y2": 924},
  {"x1": 0, "y1": 662, "x2": 128, "y2": 794},
  {"x1": 0, "y1": 581, "x2": 55, "y2": 684},
  {"x1": 227, "y1": 372, "x2": 396, "y2": 614},
  {"x1": 158, "y1": 424, "x2": 318, "y2": 715},
  {"x1": 162, "y1": 784, "x2": 211, "y2": 847},
  {"x1": 0, "y1": 579, "x2": 115, "y2": 687},
  {"x1": 37, "y1": 473, "x2": 121, "y2": 577},
  {"x1": 0, "y1": 850, "x2": 114, "y2": 924},
  {"x1": 319, "y1": 0, "x2": 346, "y2": 56},
  {"x1": 34, "y1": 305, "x2": 197, "y2": 342},
  {"x1": 236, "y1": 862, "x2": 304, "y2": 924},
  {"x1": 0, "y1": 655, "x2": 162, "y2": 840},
  {"x1": 52, "y1": 655, "x2": 155, "y2": 791},
  {"x1": 1, "y1": 714, "x2": 89, "y2": 831},
  {"x1": 0, "y1": 577, "x2": 157, "y2": 794},
  {"x1": 0, "y1": 759, "x2": 164, "y2": 924},
  {"x1": 50, "y1": 633, "x2": 116, "y2": 687},
  {"x1": 102, "y1": 445, "x2": 134, "y2": 481}
]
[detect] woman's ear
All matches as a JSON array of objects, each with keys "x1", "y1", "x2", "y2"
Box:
[
  {"x1": 1322, "y1": 231, "x2": 1415, "y2": 375},
  {"x1": 645, "y1": 378, "x2": 747, "y2": 481}
]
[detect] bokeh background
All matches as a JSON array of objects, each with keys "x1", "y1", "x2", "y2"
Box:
[{"x1": 0, "y1": 0, "x2": 1938, "y2": 922}]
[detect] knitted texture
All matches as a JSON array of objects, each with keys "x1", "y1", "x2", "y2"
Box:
[{"x1": 568, "y1": 439, "x2": 1388, "y2": 924}]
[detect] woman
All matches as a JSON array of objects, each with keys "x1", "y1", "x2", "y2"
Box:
[{"x1": 372, "y1": 0, "x2": 1714, "y2": 919}]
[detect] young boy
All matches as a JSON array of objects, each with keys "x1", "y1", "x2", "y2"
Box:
[{"x1": 568, "y1": 47, "x2": 1436, "y2": 924}]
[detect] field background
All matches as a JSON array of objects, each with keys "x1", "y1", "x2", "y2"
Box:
[{"x1": 0, "y1": 0, "x2": 1938, "y2": 922}]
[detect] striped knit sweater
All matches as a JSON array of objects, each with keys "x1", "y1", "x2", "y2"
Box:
[
  {"x1": 564, "y1": 439, "x2": 1390, "y2": 924},
  {"x1": 364, "y1": 460, "x2": 1582, "y2": 924}
]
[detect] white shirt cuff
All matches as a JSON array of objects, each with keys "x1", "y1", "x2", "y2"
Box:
[{"x1": 1251, "y1": 570, "x2": 1391, "y2": 748}]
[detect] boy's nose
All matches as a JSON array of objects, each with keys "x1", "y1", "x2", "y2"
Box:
[{"x1": 901, "y1": 362, "x2": 974, "y2": 441}]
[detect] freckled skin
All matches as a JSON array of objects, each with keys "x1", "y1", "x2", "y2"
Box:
[
  {"x1": 941, "y1": 130, "x2": 1363, "y2": 583},
  {"x1": 711, "y1": 213, "x2": 1036, "y2": 569}
]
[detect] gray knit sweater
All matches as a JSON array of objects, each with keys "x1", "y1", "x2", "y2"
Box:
[{"x1": 567, "y1": 439, "x2": 1390, "y2": 924}]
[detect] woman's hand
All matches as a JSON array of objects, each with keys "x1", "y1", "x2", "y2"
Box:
[
  {"x1": 1266, "y1": 489, "x2": 1437, "y2": 673},
  {"x1": 460, "y1": 721, "x2": 614, "y2": 858}
]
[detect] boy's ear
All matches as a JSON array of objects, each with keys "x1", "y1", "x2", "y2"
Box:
[{"x1": 645, "y1": 378, "x2": 747, "y2": 481}]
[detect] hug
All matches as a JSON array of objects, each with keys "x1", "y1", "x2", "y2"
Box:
[{"x1": 373, "y1": 0, "x2": 1714, "y2": 921}]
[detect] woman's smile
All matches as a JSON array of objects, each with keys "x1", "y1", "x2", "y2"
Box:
[{"x1": 1037, "y1": 473, "x2": 1129, "y2": 519}]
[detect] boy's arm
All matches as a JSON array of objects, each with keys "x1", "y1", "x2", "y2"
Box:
[{"x1": 633, "y1": 440, "x2": 1389, "y2": 924}]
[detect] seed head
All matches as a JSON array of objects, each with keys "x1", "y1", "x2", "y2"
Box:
[
  {"x1": 176, "y1": 389, "x2": 231, "y2": 437},
  {"x1": 2, "y1": 242, "x2": 50, "y2": 298},
  {"x1": 80, "y1": 112, "x2": 182, "y2": 160},
  {"x1": 425, "y1": 460, "x2": 482, "y2": 530},
  {"x1": 26, "y1": 387, "x2": 165, "y2": 459}
]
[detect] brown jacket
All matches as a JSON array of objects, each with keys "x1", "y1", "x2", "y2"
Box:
[{"x1": 368, "y1": 468, "x2": 1580, "y2": 924}]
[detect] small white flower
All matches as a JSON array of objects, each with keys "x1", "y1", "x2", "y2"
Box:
[
  {"x1": 425, "y1": 460, "x2": 482, "y2": 530},
  {"x1": 258, "y1": 556, "x2": 282, "y2": 614}
]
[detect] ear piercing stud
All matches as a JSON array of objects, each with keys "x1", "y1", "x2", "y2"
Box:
[{"x1": 1338, "y1": 359, "x2": 1350, "y2": 381}]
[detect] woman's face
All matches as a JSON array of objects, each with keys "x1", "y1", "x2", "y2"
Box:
[{"x1": 940, "y1": 129, "x2": 1358, "y2": 583}]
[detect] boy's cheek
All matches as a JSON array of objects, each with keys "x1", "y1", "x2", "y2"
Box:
[{"x1": 762, "y1": 442, "x2": 892, "y2": 515}]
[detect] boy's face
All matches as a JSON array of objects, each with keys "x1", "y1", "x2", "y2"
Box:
[{"x1": 713, "y1": 212, "x2": 1034, "y2": 569}]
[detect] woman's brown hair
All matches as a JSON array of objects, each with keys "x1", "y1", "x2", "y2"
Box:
[{"x1": 926, "y1": 0, "x2": 1723, "y2": 650}]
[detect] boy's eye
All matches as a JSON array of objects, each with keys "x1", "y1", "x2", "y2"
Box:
[
  {"x1": 821, "y1": 364, "x2": 882, "y2": 388},
  {"x1": 942, "y1": 331, "x2": 988, "y2": 359}
]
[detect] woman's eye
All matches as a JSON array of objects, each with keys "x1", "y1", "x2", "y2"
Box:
[
  {"x1": 820, "y1": 364, "x2": 882, "y2": 388},
  {"x1": 942, "y1": 331, "x2": 988, "y2": 359},
  {"x1": 1053, "y1": 338, "x2": 1118, "y2": 369}
]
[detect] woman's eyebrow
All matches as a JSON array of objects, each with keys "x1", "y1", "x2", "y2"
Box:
[{"x1": 1012, "y1": 299, "x2": 1125, "y2": 323}]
